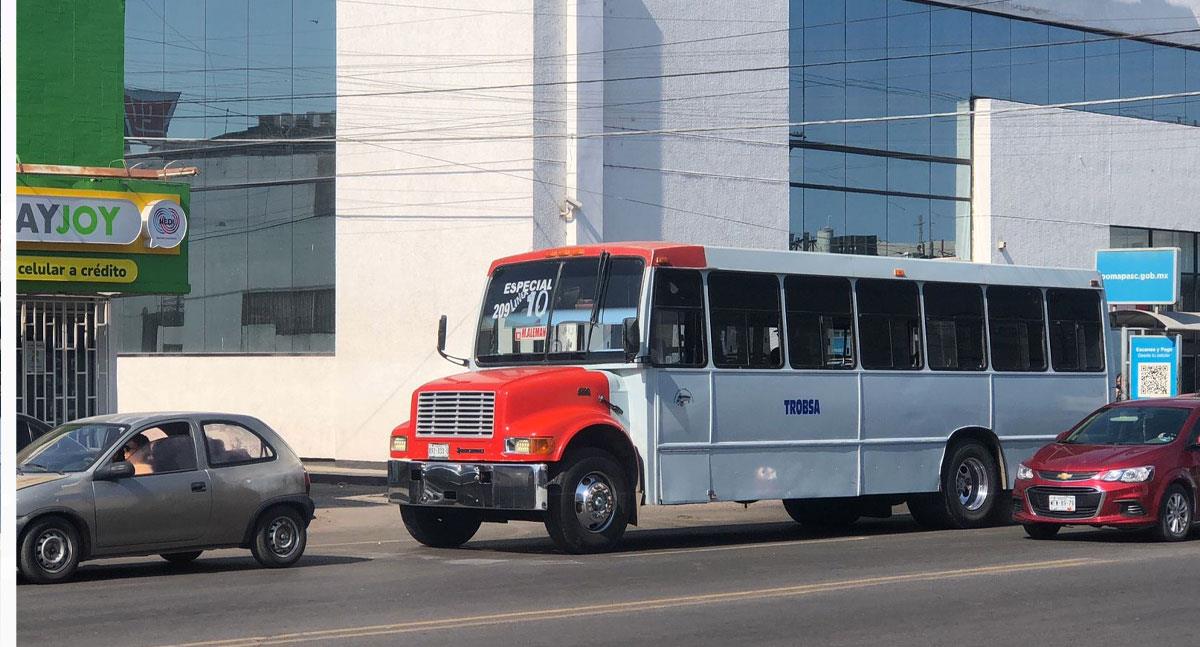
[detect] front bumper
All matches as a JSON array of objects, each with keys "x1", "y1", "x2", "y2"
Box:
[
  {"x1": 1013, "y1": 480, "x2": 1156, "y2": 526},
  {"x1": 388, "y1": 460, "x2": 549, "y2": 511}
]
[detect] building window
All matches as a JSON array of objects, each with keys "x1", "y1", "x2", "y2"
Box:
[
  {"x1": 113, "y1": 0, "x2": 336, "y2": 354},
  {"x1": 789, "y1": 0, "x2": 1200, "y2": 257}
]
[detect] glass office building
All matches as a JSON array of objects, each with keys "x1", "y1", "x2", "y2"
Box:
[
  {"x1": 789, "y1": 0, "x2": 1200, "y2": 259},
  {"x1": 115, "y1": 0, "x2": 337, "y2": 353}
]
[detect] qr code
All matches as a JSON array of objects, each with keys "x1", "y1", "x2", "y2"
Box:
[{"x1": 1138, "y1": 362, "x2": 1172, "y2": 398}]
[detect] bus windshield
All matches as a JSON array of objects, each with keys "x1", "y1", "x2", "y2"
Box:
[{"x1": 475, "y1": 256, "x2": 644, "y2": 364}]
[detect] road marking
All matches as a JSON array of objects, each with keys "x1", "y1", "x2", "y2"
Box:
[
  {"x1": 612, "y1": 534, "x2": 866, "y2": 558},
  {"x1": 309, "y1": 539, "x2": 404, "y2": 548},
  {"x1": 159, "y1": 557, "x2": 1105, "y2": 647}
]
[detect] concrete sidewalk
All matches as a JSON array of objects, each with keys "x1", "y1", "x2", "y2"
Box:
[{"x1": 303, "y1": 459, "x2": 387, "y2": 486}]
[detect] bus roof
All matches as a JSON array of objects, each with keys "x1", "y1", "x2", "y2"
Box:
[{"x1": 490, "y1": 243, "x2": 1102, "y2": 290}]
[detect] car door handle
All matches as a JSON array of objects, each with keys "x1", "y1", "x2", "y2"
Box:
[{"x1": 191, "y1": 481, "x2": 207, "y2": 493}]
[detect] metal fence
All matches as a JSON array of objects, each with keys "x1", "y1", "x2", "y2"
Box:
[{"x1": 17, "y1": 298, "x2": 111, "y2": 426}]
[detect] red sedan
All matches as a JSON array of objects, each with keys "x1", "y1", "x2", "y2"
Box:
[{"x1": 1013, "y1": 397, "x2": 1200, "y2": 541}]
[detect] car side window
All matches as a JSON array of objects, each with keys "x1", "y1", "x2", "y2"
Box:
[
  {"x1": 118, "y1": 422, "x2": 198, "y2": 475},
  {"x1": 203, "y1": 422, "x2": 276, "y2": 467}
]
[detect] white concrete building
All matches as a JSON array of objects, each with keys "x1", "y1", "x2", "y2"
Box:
[{"x1": 111, "y1": 1, "x2": 1200, "y2": 461}]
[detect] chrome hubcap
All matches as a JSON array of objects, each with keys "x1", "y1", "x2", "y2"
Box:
[
  {"x1": 574, "y1": 472, "x2": 616, "y2": 533},
  {"x1": 35, "y1": 529, "x2": 72, "y2": 574},
  {"x1": 956, "y1": 457, "x2": 991, "y2": 512},
  {"x1": 267, "y1": 517, "x2": 300, "y2": 557},
  {"x1": 1165, "y1": 493, "x2": 1190, "y2": 537}
]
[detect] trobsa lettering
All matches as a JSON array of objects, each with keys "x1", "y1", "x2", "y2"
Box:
[{"x1": 783, "y1": 399, "x2": 821, "y2": 415}]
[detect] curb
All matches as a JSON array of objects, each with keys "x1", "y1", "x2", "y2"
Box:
[{"x1": 304, "y1": 462, "x2": 388, "y2": 487}]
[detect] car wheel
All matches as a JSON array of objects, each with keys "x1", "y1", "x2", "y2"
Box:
[
  {"x1": 400, "y1": 506, "x2": 483, "y2": 548},
  {"x1": 161, "y1": 551, "x2": 203, "y2": 564},
  {"x1": 783, "y1": 498, "x2": 860, "y2": 529},
  {"x1": 545, "y1": 449, "x2": 631, "y2": 554},
  {"x1": 1155, "y1": 485, "x2": 1193, "y2": 542},
  {"x1": 250, "y1": 507, "x2": 308, "y2": 568},
  {"x1": 19, "y1": 517, "x2": 81, "y2": 584},
  {"x1": 1023, "y1": 523, "x2": 1061, "y2": 540}
]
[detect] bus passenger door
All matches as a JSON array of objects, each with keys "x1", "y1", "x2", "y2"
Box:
[
  {"x1": 655, "y1": 371, "x2": 711, "y2": 503},
  {"x1": 648, "y1": 268, "x2": 713, "y2": 504}
]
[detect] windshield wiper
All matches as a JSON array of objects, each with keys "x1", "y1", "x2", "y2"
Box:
[{"x1": 19, "y1": 462, "x2": 55, "y2": 473}]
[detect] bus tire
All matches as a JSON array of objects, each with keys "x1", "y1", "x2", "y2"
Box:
[
  {"x1": 400, "y1": 505, "x2": 482, "y2": 549},
  {"x1": 940, "y1": 440, "x2": 1001, "y2": 529},
  {"x1": 545, "y1": 449, "x2": 630, "y2": 554},
  {"x1": 905, "y1": 493, "x2": 950, "y2": 529},
  {"x1": 783, "y1": 498, "x2": 860, "y2": 529}
]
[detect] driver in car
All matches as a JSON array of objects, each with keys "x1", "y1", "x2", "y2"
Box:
[{"x1": 121, "y1": 434, "x2": 154, "y2": 475}]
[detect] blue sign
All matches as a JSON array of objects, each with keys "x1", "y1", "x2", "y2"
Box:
[
  {"x1": 1096, "y1": 248, "x2": 1179, "y2": 305},
  {"x1": 1130, "y1": 335, "x2": 1178, "y2": 400}
]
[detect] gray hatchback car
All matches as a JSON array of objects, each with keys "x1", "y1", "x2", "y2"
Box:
[{"x1": 16, "y1": 412, "x2": 315, "y2": 584}]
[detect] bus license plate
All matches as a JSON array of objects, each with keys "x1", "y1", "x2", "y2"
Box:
[
  {"x1": 428, "y1": 443, "x2": 450, "y2": 460},
  {"x1": 1048, "y1": 495, "x2": 1076, "y2": 512}
]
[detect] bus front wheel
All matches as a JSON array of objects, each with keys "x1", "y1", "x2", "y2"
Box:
[{"x1": 545, "y1": 449, "x2": 631, "y2": 554}]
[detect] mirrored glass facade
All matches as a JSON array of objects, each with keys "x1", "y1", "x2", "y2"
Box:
[
  {"x1": 789, "y1": 0, "x2": 1200, "y2": 259},
  {"x1": 115, "y1": 0, "x2": 336, "y2": 353}
]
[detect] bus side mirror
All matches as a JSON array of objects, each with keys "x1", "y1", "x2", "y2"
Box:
[
  {"x1": 436, "y1": 314, "x2": 468, "y2": 367},
  {"x1": 622, "y1": 318, "x2": 639, "y2": 356}
]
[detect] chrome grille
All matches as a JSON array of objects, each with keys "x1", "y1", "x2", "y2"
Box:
[{"x1": 416, "y1": 391, "x2": 496, "y2": 436}]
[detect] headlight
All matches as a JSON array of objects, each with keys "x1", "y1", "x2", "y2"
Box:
[
  {"x1": 1099, "y1": 466, "x2": 1154, "y2": 483},
  {"x1": 505, "y1": 437, "x2": 555, "y2": 455},
  {"x1": 390, "y1": 436, "x2": 407, "y2": 453},
  {"x1": 1016, "y1": 463, "x2": 1034, "y2": 480}
]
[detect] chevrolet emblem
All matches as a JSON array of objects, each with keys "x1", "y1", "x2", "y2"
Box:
[{"x1": 1057, "y1": 472, "x2": 1073, "y2": 480}]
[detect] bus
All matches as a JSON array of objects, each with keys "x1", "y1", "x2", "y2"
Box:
[{"x1": 387, "y1": 243, "x2": 1114, "y2": 553}]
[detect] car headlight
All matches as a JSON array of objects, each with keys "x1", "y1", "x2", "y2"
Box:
[
  {"x1": 1099, "y1": 466, "x2": 1154, "y2": 483},
  {"x1": 505, "y1": 437, "x2": 555, "y2": 455},
  {"x1": 1016, "y1": 463, "x2": 1034, "y2": 480},
  {"x1": 390, "y1": 436, "x2": 407, "y2": 453}
]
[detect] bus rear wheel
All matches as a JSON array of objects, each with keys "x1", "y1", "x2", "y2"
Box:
[
  {"x1": 545, "y1": 449, "x2": 631, "y2": 554},
  {"x1": 783, "y1": 498, "x2": 861, "y2": 529}
]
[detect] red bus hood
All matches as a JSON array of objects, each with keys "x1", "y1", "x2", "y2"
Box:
[{"x1": 393, "y1": 366, "x2": 621, "y2": 462}]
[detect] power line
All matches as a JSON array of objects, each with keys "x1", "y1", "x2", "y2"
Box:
[
  {"x1": 161, "y1": 24, "x2": 1200, "y2": 106},
  {"x1": 127, "y1": 89, "x2": 1200, "y2": 146}
]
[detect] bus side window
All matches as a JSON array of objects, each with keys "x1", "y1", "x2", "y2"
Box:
[
  {"x1": 707, "y1": 271, "x2": 783, "y2": 369},
  {"x1": 650, "y1": 269, "x2": 707, "y2": 367},
  {"x1": 1047, "y1": 288, "x2": 1104, "y2": 372},
  {"x1": 923, "y1": 282, "x2": 987, "y2": 371},
  {"x1": 856, "y1": 279, "x2": 923, "y2": 370},
  {"x1": 987, "y1": 285, "x2": 1048, "y2": 372},
  {"x1": 784, "y1": 275, "x2": 855, "y2": 369}
]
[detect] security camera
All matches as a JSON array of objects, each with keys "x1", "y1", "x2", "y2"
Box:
[{"x1": 560, "y1": 197, "x2": 582, "y2": 223}]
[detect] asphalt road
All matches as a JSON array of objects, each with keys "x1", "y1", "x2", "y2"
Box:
[{"x1": 18, "y1": 483, "x2": 1200, "y2": 646}]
